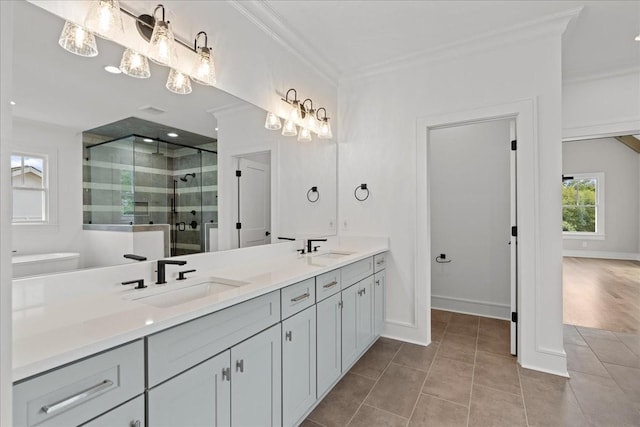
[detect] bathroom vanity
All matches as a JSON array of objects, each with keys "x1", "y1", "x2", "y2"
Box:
[{"x1": 12, "y1": 238, "x2": 388, "y2": 427}]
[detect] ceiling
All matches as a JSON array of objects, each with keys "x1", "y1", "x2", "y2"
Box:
[{"x1": 257, "y1": 0, "x2": 639, "y2": 80}]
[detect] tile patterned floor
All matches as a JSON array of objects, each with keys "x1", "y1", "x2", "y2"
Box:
[{"x1": 303, "y1": 310, "x2": 640, "y2": 427}]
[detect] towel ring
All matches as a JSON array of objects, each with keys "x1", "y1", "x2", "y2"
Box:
[
  {"x1": 354, "y1": 183, "x2": 369, "y2": 201},
  {"x1": 307, "y1": 186, "x2": 319, "y2": 203}
]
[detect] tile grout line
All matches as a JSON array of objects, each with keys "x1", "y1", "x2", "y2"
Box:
[
  {"x1": 516, "y1": 364, "x2": 531, "y2": 427},
  {"x1": 344, "y1": 340, "x2": 405, "y2": 427},
  {"x1": 403, "y1": 314, "x2": 449, "y2": 427},
  {"x1": 465, "y1": 319, "x2": 479, "y2": 427}
]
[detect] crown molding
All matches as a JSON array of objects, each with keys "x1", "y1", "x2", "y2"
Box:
[
  {"x1": 563, "y1": 65, "x2": 640, "y2": 85},
  {"x1": 228, "y1": 0, "x2": 340, "y2": 86},
  {"x1": 341, "y1": 6, "x2": 583, "y2": 82}
]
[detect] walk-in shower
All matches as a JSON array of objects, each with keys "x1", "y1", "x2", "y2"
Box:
[{"x1": 83, "y1": 134, "x2": 217, "y2": 256}]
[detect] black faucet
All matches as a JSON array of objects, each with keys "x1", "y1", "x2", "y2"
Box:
[
  {"x1": 156, "y1": 259, "x2": 187, "y2": 284},
  {"x1": 307, "y1": 238, "x2": 328, "y2": 253}
]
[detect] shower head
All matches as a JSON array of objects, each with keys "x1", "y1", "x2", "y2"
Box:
[{"x1": 180, "y1": 172, "x2": 196, "y2": 182}]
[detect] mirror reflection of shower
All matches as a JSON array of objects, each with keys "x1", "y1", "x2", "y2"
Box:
[{"x1": 83, "y1": 118, "x2": 217, "y2": 257}]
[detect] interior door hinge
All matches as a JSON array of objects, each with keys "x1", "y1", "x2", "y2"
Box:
[
  {"x1": 235, "y1": 170, "x2": 241, "y2": 177},
  {"x1": 236, "y1": 222, "x2": 242, "y2": 230},
  {"x1": 511, "y1": 140, "x2": 517, "y2": 151},
  {"x1": 511, "y1": 226, "x2": 517, "y2": 237},
  {"x1": 511, "y1": 312, "x2": 518, "y2": 323}
]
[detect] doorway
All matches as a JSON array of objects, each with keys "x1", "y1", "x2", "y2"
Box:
[
  {"x1": 429, "y1": 118, "x2": 517, "y2": 355},
  {"x1": 232, "y1": 152, "x2": 271, "y2": 248}
]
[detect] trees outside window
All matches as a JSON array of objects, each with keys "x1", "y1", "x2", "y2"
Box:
[{"x1": 562, "y1": 173, "x2": 604, "y2": 236}]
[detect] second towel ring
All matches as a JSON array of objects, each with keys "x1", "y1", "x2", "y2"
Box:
[
  {"x1": 307, "y1": 186, "x2": 319, "y2": 203},
  {"x1": 354, "y1": 183, "x2": 369, "y2": 201}
]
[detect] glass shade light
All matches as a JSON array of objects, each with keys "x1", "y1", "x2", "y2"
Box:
[
  {"x1": 297, "y1": 127, "x2": 312, "y2": 142},
  {"x1": 85, "y1": 0, "x2": 123, "y2": 40},
  {"x1": 264, "y1": 112, "x2": 282, "y2": 130},
  {"x1": 58, "y1": 21, "x2": 98, "y2": 57},
  {"x1": 282, "y1": 119, "x2": 297, "y2": 136},
  {"x1": 289, "y1": 101, "x2": 303, "y2": 123},
  {"x1": 120, "y1": 49, "x2": 150, "y2": 78},
  {"x1": 166, "y1": 69, "x2": 192, "y2": 94},
  {"x1": 318, "y1": 118, "x2": 333, "y2": 139},
  {"x1": 148, "y1": 20, "x2": 176, "y2": 66},
  {"x1": 304, "y1": 110, "x2": 318, "y2": 133},
  {"x1": 190, "y1": 46, "x2": 216, "y2": 86}
]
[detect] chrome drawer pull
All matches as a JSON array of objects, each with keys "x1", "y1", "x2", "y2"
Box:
[
  {"x1": 236, "y1": 359, "x2": 244, "y2": 373},
  {"x1": 291, "y1": 292, "x2": 310, "y2": 302},
  {"x1": 322, "y1": 281, "x2": 338, "y2": 289},
  {"x1": 376, "y1": 260, "x2": 384, "y2": 266},
  {"x1": 285, "y1": 331, "x2": 293, "y2": 341},
  {"x1": 41, "y1": 379, "x2": 113, "y2": 414},
  {"x1": 222, "y1": 367, "x2": 231, "y2": 381}
]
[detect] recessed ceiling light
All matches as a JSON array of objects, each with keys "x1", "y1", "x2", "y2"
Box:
[
  {"x1": 167, "y1": 132, "x2": 178, "y2": 138},
  {"x1": 10, "y1": 101, "x2": 16, "y2": 105},
  {"x1": 143, "y1": 138, "x2": 153, "y2": 142},
  {"x1": 104, "y1": 65, "x2": 122, "y2": 74},
  {"x1": 215, "y1": 127, "x2": 218, "y2": 131},
  {"x1": 636, "y1": 34, "x2": 640, "y2": 41}
]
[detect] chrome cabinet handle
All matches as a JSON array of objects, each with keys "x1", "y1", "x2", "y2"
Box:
[
  {"x1": 291, "y1": 292, "x2": 310, "y2": 302},
  {"x1": 323, "y1": 281, "x2": 338, "y2": 289},
  {"x1": 338, "y1": 301, "x2": 343, "y2": 309},
  {"x1": 285, "y1": 331, "x2": 292, "y2": 341},
  {"x1": 131, "y1": 420, "x2": 141, "y2": 427},
  {"x1": 41, "y1": 379, "x2": 113, "y2": 414},
  {"x1": 357, "y1": 289, "x2": 363, "y2": 296},
  {"x1": 236, "y1": 359, "x2": 244, "y2": 373},
  {"x1": 376, "y1": 260, "x2": 384, "y2": 266},
  {"x1": 375, "y1": 280, "x2": 380, "y2": 286},
  {"x1": 222, "y1": 367, "x2": 231, "y2": 381}
]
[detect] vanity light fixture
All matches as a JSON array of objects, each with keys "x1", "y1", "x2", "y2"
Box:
[
  {"x1": 282, "y1": 88, "x2": 303, "y2": 122},
  {"x1": 166, "y1": 68, "x2": 192, "y2": 94},
  {"x1": 282, "y1": 119, "x2": 298, "y2": 136},
  {"x1": 119, "y1": 48, "x2": 151, "y2": 78},
  {"x1": 58, "y1": 21, "x2": 98, "y2": 57},
  {"x1": 190, "y1": 32, "x2": 216, "y2": 86},
  {"x1": 85, "y1": 0, "x2": 124, "y2": 40},
  {"x1": 147, "y1": 5, "x2": 176, "y2": 67},
  {"x1": 298, "y1": 127, "x2": 312, "y2": 142},
  {"x1": 316, "y1": 107, "x2": 332, "y2": 139},
  {"x1": 264, "y1": 111, "x2": 282, "y2": 130},
  {"x1": 301, "y1": 99, "x2": 319, "y2": 133}
]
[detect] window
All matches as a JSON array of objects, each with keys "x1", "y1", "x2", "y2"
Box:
[
  {"x1": 11, "y1": 153, "x2": 48, "y2": 223},
  {"x1": 562, "y1": 172, "x2": 604, "y2": 238}
]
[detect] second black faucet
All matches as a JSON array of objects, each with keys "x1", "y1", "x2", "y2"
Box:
[{"x1": 156, "y1": 259, "x2": 187, "y2": 284}]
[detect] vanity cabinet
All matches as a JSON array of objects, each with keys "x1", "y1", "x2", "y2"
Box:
[
  {"x1": 147, "y1": 351, "x2": 231, "y2": 427},
  {"x1": 374, "y1": 272, "x2": 386, "y2": 337},
  {"x1": 341, "y1": 276, "x2": 374, "y2": 369},
  {"x1": 231, "y1": 324, "x2": 282, "y2": 427},
  {"x1": 316, "y1": 292, "x2": 342, "y2": 398},
  {"x1": 282, "y1": 306, "x2": 317, "y2": 427}
]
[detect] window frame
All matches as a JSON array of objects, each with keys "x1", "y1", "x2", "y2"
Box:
[{"x1": 562, "y1": 172, "x2": 605, "y2": 240}]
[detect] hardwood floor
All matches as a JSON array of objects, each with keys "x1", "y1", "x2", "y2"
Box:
[{"x1": 563, "y1": 257, "x2": 640, "y2": 333}]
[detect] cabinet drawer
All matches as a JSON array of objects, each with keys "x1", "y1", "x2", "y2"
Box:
[
  {"x1": 341, "y1": 257, "x2": 373, "y2": 289},
  {"x1": 281, "y1": 278, "x2": 315, "y2": 320},
  {"x1": 315, "y1": 269, "x2": 341, "y2": 302},
  {"x1": 13, "y1": 340, "x2": 144, "y2": 427},
  {"x1": 82, "y1": 395, "x2": 145, "y2": 427},
  {"x1": 147, "y1": 291, "x2": 280, "y2": 388},
  {"x1": 374, "y1": 253, "x2": 387, "y2": 273}
]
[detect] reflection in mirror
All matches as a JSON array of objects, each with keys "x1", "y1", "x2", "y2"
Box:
[{"x1": 10, "y1": 1, "x2": 337, "y2": 277}]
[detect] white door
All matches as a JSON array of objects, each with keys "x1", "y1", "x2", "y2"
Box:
[
  {"x1": 509, "y1": 120, "x2": 518, "y2": 355},
  {"x1": 236, "y1": 157, "x2": 270, "y2": 248}
]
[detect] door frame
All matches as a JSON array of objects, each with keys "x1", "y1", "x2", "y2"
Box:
[{"x1": 407, "y1": 99, "x2": 539, "y2": 364}]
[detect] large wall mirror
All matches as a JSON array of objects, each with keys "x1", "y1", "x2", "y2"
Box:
[{"x1": 10, "y1": 1, "x2": 337, "y2": 277}]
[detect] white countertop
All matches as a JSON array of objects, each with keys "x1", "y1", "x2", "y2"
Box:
[{"x1": 12, "y1": 237, "x2": 388, "y2": 382}]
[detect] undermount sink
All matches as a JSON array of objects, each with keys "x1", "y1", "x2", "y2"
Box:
[
  {"x1": 311, "y1": 250, "x2": 355, "y2": 259},
  {"x1": 126, "y1": 277, "x2": 250, "y2": 308}
]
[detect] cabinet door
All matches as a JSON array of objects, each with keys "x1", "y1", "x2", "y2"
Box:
[
  {"x1": 231, "y1": 324, "x2": 282, "y2": 427},
  {"x1": 82, "y1": 395, "x2": 144, "y2": 427},
  {"x1": 341, "y1": 284, "x2": 359, "y2": 369},
  {"x1": 282, "y1": 306, "x2": 316, "y2": 427},
  {"x1": 356, "y1": 276, "x2": 374, "y2": 354},
  {"x1": 147, "y1": 350, "x2": 231, "y2": 427},
  {"x1": 373, "y1": 271, "x2": 386, "y2": 337},
  {"x1": 316, "y1": 292, "x2": 342, "y2": 398}
]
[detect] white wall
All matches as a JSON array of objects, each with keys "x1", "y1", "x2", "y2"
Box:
[
  {"x1": 430, "y1": 120, "x2": 511, "y2": 319},
  {"x1": 338, "y1": 17, "x2": 572, "y2": 374},
  {"x1": 562, "y1": 138, "x2": 640, "y2": 258},
  {"x1": 11, "y1": 119, "x2": 83, "y2": 258},
  {"x1": 563, "y1": 70, "x2": 640, "y2": 140}
]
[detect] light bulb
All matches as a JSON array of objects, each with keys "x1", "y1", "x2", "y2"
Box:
[
  {"x1": 166, "y1": 69, "x2": 192, "y2": 95},
  {"x1": 120, "y1": 48, "x2": 150, "y2": 78},
  {"x1": 318, "y1": 119, "x2": 333, "y2": 139},
  {"x1": 85, "y1": 0, "x2": 123, "y2": 39},
  {"x1": 148, "y1": 21, "x2": 176, "y2": 66},
  {"x1": 305, "y1": 110, "x2": 318, "y2": 133},
  {"x1": 298, "y1": 127, "x2": 312, "y2": 142},
  {"x1": 289, "y1": 101, "x2": 302, "y2": 122},
  {"x1": 282, "y1": 119, "x2": 297, "y2": 136},
  {"x1": 264, "y1": 112, "x2": 282, "y2": 130},
  {"x1": 58, "y1": 21, "x2": 98, "y2": 57},
  {"x1": 190, "y1": 47, "x2": 216, "y2": 86}
]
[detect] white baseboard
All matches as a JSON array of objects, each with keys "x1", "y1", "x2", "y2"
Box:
[
  {"x1": 563, "y1": 250, "x2": 640, "y2": 261},
  {"x1": 431, "y1": 295, "x2": 510, "y2": 319}
]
